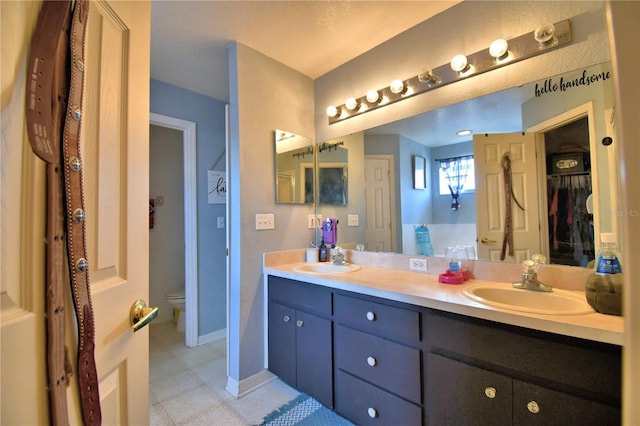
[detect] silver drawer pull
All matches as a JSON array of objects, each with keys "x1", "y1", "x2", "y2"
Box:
[
  {"x1": 283, "y1": 315, "x2": 291, "y2": 322},
  {"x1": 484, "y1": 387, "x2": 496, "y2": 399},
  {"x1": 367, "y1": 407, "x2": 378, "y2": 418},
  {"x1": 296, "y1": 320, "x2": 304, "y2": 327},
  {"x1": 527, "y1": 401, "x2": 540, "y2": 414},
  {"x1": 367, "y1": 356, "x2": 377, "y2": 367},
  {"x1": 366, "y1": 311, "x2": 376, "y2": 321}
]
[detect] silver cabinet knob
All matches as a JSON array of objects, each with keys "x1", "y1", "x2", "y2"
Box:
[
  {"x1": 367, "y1": 356, "x2": 377, "y2": 367},
  {"x1": 527, "y1": 401, "x2": 540, "y2": 414},
  {"x1": 484, "y1": 387, "x2": 496, "y2": 399},
  {"x1": 296, "y1": 320, "x2": 304, "y2": 327},
  {"x1": 283, "y1": 315, "x2": 291, "y2": 322},
  {"x1": 367, "y1": 407, "x2": 378, "y2": 418},
  {"x1": 366, "y1": 311, "x2": 376, "y2": 321}
]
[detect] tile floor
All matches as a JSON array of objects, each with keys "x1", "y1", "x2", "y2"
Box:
[{"x1": 149, "y1": 321, "x2": 300, "y2": 425}]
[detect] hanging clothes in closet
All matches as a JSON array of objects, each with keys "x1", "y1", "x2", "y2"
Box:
[{"x1": 548, "y1": 174, "x2": 594, "y2": 266}]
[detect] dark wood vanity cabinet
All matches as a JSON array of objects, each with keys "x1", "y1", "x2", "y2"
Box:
[
  {"x1": 266, "y1": 275, "x2": 621, "y2": 425},
  {"x1": 267, "y1": 276, "x2": 333, "y2": 408},
  {"x1": 425, "y1": 310, "x2": 621, "y2": 425},
  {"x1": 333, "y1": 294, "x2": 423, "y2": 424}
]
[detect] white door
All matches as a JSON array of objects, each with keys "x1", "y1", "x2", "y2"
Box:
[
  {"x1": 364, "y1": 156, "x2": 395, "y2": 252},
  {"x1": 474, "y1": 133, "x2": 541, "y2": 263},
  {"x1": 0, "y1": 1, "x2": 151, "y2": 424}
]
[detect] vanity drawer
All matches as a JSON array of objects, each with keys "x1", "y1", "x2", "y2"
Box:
[
  {"x1": 268, "y1": 276, "x2": 331, "y2": 315},
  {"x1": 335, "y1": 370, "x2": 422, "y2": 426},
  {"x1": 334, "y1": 293, "x2": 420, "y2": 341},
  {"x1": 335, "y1": 324, "x2": 421, "y2": 404}
]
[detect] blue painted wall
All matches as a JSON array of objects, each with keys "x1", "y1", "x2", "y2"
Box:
[{"x1": 150, "y1": 79, "x2": 227, "y2": 335}]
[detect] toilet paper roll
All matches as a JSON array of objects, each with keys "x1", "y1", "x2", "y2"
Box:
[{"x1": 306, "y1": 248, "x2": 319, "y2": 263}]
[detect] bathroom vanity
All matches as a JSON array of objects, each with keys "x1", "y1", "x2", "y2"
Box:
[{"x1": 264, "y1": 253, "x2": 623, "y2": 426}]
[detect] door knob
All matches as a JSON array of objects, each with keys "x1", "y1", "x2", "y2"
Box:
[
  {"x1": 480, "y1": 237, "x2": 497, "y2": 244},
  {"x1": 130, "y1": 299, "x2": 159, "y2": 332}
]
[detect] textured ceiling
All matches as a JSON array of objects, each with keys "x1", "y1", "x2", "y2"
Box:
[
  {"x1": 150, "y1": 1, "x2": 459, "y2": 102},
  {"x1": 150, "y1": 1, "x2": 532, "y2": 147}
]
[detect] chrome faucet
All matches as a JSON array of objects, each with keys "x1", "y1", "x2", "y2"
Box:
[
  {"x1": 333, "y1": 246, "x2": 347, "y2": 265},
  {"x1": 513, "y1": 255, "x2": 552, "y2": 292}
]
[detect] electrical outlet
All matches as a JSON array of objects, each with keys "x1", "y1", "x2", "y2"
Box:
[
  {"x1": 409, "y1": 258, "x2": 428, "y2": 272},
  {"x1": 255, "y1": 213, "x2": 275, "y2": 230},
  {"x1": 308, "y1": 214, "x2": 322, "y2": 229},
  {"x1": 347, "y1": 214, "x2": 359, "y2": 226}
]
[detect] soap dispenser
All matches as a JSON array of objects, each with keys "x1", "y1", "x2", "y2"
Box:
[{"x1": 318, "y1": 239, "x2": 328, "y2": 262}]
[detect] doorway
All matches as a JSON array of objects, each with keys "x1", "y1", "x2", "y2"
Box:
[
  {"x1": 529, "y1": 103, "x2": 599, "y2": 267},
  {"x1": 364, "y1": 155, "x2": 396, "y2": 252},
  {"x1": 542, "y1": 117, "x2": 594, "y2": 266},
  {"x1": 149, "y1": 113, "x2": 199, "y2": 347}
]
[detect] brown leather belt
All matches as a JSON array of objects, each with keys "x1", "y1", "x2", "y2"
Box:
[
  {"x1": 26, "y1": 1, "x2": 101, "y2": 424},
  {"x1": 501, "y1": 152, "x2": 525, "y2": 261}
]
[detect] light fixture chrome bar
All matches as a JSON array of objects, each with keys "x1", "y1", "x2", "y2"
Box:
[{"x1": 328, "y1": 19, "x2": 572, "y2": 124}]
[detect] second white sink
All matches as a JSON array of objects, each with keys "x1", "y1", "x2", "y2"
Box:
[
  {"x1": 292, "y1": 262, "x2": 361, "y2": 275},
  {"x1": 463, "y1": 283, "x2": 594, "y2": 315}
]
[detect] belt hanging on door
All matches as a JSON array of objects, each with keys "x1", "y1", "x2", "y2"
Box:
[
  {"x1": 26, "y1": 1, "x2": 101, "y2": 424},
  {"x1": 501, "y1": 152, "x2": 525, "y2": 261}
]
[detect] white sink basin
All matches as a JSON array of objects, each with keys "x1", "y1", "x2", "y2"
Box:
[
  {"x1": 292, "y1": 262, "x2": 361, "y2": 275},
  {"x1": 463, "y1": 283, "x2": 594, "y2": 315}
]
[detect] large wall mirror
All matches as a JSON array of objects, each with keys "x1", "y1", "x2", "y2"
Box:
[
  {"x1": 318, "y1": 61, "x2": 618, "y2": 267},
  {"x1": 275, "y1": 130, "x2": 314, "y2": 204}
]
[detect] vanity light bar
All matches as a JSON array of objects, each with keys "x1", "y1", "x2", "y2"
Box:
[{"x1": 327, "y1": 19, "x2": 572, "y2": 125}]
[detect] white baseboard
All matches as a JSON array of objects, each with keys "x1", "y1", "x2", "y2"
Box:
[
  {"x1": 198, "y1": 327, "x2": 226, "y2": 346},
  {"x1": 225, "y1": 369, "x2": 277, "y2": 398}
]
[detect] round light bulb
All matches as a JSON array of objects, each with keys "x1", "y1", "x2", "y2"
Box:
[
  {"x1": 450, "y1": 54, "x2": 468, "y2": 72},
  {"x1": 345, "y1": 97, "x2": 359, "y2": 111},
  {"x1": 326, "y1": 105, "x2": 339, "y2": 118},
  {"x1": 366, "y1": 90, "x2": 380, "y2": 104},
  {"x1": 489, "y1": 39, "x2": 509, "y2": 59},
  {"x1": 389, "y1": 79, "x2": 406, "y2": 95},
  {"x1": 534, "y1": 22, "x2": 556, "y2": 45}
]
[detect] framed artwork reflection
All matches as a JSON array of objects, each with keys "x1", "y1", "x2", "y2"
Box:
[{"x1": 413, "y1": 155, "x2": 426, "y2": 189}]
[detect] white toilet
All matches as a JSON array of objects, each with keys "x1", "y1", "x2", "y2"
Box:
[{"x1": 164, "y1": 289, "x2": 185, "y2": 332}]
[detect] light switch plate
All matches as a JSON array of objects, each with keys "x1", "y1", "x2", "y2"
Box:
[
  {"x1": 347, "y1": 214, "x2": 359, "y2": 226},
  {"x1": 217, "y1": 217, "x2": 225, "y2": 229},
  {"x1": 308, "y1": 214, "x2": 323, "y2": 229},
  {"x1": 255, "y1": 213, "x2": 275, "y2": 230}
]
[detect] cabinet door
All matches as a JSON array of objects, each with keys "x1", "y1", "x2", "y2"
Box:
[
  {"x1": 268, "y1": 302, "x2": 296, "y2": 387},
  {"x1": 513, "y1": 380, "x2": 620, "y2": 425},
  {"x1": 296, "y1": 310, "x2": 333, "y2": 408},
  {"x1": 427, "y1": 353, "x2": 512, "y2": 426}
]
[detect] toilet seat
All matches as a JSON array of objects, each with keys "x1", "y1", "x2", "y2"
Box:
[{"x1": 164, "y1": 290, "x2": 185, "y2": 299}]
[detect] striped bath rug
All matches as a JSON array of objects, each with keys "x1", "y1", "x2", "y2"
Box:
[{"x1": 257, "y1": 394, "x2": 354, "y2": 426}]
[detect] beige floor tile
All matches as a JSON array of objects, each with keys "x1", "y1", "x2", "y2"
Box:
[
  {"x1": 149, "y1": 322, "x2": 297, "y2": 426},
  {"x1": 187, "y1": 405, "x2": 246, "y2": 426},
  {"x1": 161, "y1": 384, "x2": 224, "y2": 424},
  {"x1": 151, "y1": 370, "x2": 203, "y2": 403}
]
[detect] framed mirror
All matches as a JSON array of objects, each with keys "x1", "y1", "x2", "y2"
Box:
[{"x1": 275, "y1": 130, "x2": 314, "y2": 204}]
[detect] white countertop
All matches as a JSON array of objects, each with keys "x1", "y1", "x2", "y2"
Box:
[{"x1": 264, "y1": 262, "x2": 624, "y2": 346}]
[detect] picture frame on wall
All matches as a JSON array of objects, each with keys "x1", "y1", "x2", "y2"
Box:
[{"x1": 413, "y1": 155, "x2": 426, "y2": 189}]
